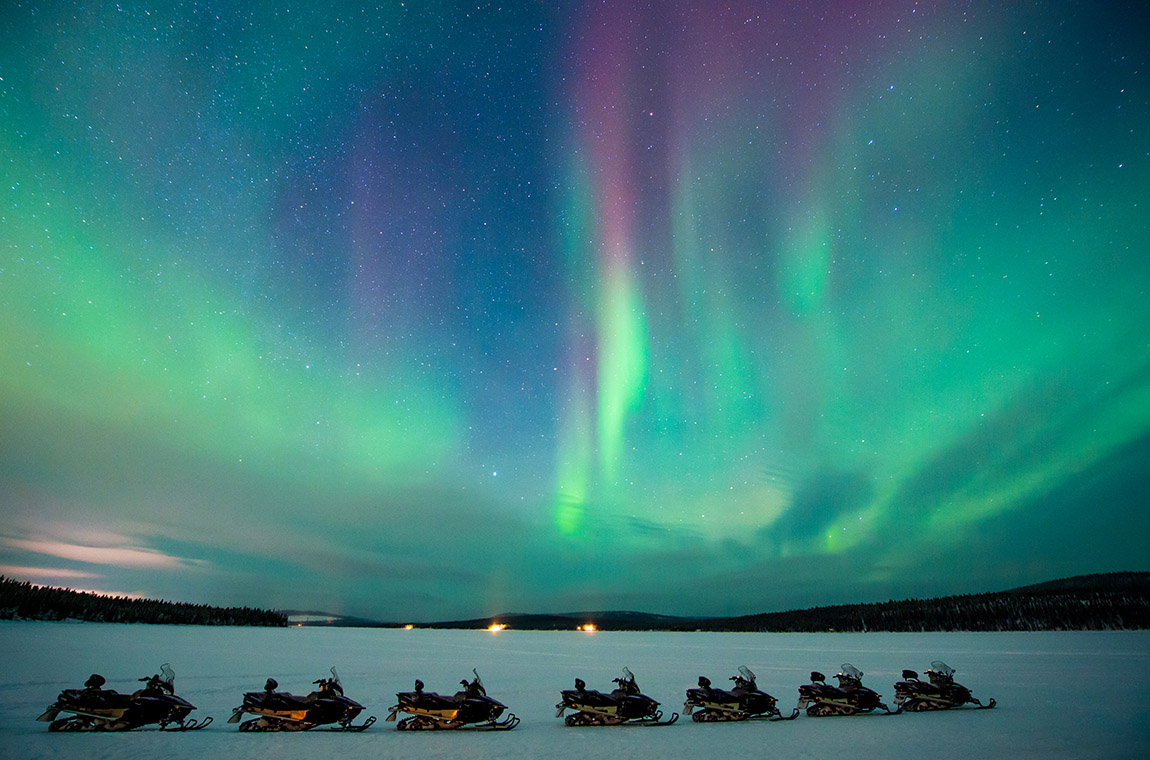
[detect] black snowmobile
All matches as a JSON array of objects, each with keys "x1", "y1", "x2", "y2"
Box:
[
  {"x1": 37, "y1": 663, "x2": 210, "y2": 731},
  {"x1": 683, "y1": 665, "x2": 799, "y2": 722},
  {"x1": 227, "y1": 667, "x2": 375, "y2": 731},
  {"x1": 386, "y1": 669, "x2": 519, "y2": 730},
  {"x1": 557, "y1": 667, "x2": 678, "y2": 726},
  {"x1": 797, "y1": 663, "x2": 892, "y2": 716},
  {"x1": 893, "y1": 661, "x2": 996, "y2": 712}
]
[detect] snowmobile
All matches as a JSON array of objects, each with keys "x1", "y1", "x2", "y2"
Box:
[
  {"x1": 557, "y1": 667, "x2": 678, "y2": 726},
  {"x1": 227, "y1": 667, "x2": 375, "y2": 731},
  {"x1": 683, "y1": 665, "x2": 799, "y2": 722},
  {"x1": 37, "y1": 663, "x2": 210, "y2": 731},
  {"x1": 797, "y1": 663, "x2": 892, "y2": 716},
  {"x1": 385, "y1": 669, "x2": 519, "y2": 730},
  {"x1": 893, "y1": 661, "x2": 996, "y2": 712}
]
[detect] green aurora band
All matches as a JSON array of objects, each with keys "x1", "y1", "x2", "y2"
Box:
[{"x1": 1, "y1": 0, "x2": 1148, "y2": 618}]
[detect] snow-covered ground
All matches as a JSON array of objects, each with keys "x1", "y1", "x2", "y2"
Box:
[{"x1": 1, "y1": 621, "x2": 1147, "y2": 759}]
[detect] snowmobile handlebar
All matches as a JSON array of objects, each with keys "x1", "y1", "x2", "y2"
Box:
[{"x1": 312, "y1": 677, "x2": 343, "y2": 694}]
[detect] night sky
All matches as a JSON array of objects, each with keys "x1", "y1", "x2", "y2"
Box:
[{"x1": 2, "y1": 1, "x2": 1148, "y2": 620}]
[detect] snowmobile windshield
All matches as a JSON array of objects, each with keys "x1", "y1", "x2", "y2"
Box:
[
  {"x1": 621, "y1": 667, "x2": 634, "y2": 683},
  {"x1": 839, "y1": 664, "x2": 863, "y2": 679},
  {"x1": 929, "y1": 661, "x2": 954, "y2": 677},
  {"x1": 329, "y1": 667, "x2": 342, "y2": 687},
  {"x1": 738, "y1": 666, "x2": 756, "y2": 683}
]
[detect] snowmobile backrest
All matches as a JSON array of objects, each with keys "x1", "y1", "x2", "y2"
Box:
[
  {"x1": 902, "y1": 670, "x2": 919, "y2": 681},
  {"x1": 698, "y1": 676, "x2": 711, "y2": 688},
  {"x1": 84, "y1": 674, "x2": 106, "y2": 690},
  {"x1": 264, "y1": 678, "x2": 279, "y2": 692},
  {"x1": 810, "y1": 672, "x2": 825, "y2": 683}
]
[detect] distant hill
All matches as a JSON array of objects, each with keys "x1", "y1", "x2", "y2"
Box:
[
  {"x1": 1007, "y1": 571, "x2": 1150, "y2": 595},
  {"x1": 409, "y1": 572, "x2": 1150, "y2": 632},
  {"x1": 0, "y1": 576, "x2": 287, "y2": 626},
  {"x1": 686, "y1": 572, "x2": 1150, "y2": 633},
  {"x1": 419, "y1": 610, "x2": 689, "y2": 631}
]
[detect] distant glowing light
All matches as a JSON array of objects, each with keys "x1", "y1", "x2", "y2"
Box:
[
  {"x1": 579, "y1": 623, "x2": 597, "y2": 632},
  {"x1": 487, "y1": 623, "x2": 507, "y2": 632},
  {"x1": 404, "y1": 624, "x2": 414, "y2": 630}
]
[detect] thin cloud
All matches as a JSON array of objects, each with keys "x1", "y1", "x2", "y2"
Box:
[
  {"x1": 2, "y1": 538, "x2": 205, "y2": 570},
  {"x1": 0, "y1": 564, "x2": 99, "y2": 579}
]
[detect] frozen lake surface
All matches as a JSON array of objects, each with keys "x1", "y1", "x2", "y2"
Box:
[{"x1": 1, "y1": 622, "x2": 1147, "y2": 759}]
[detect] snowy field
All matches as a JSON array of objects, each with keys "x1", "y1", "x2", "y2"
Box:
[{"x1": 1, "y1": 622, "x2": 1147, "y2": 759}]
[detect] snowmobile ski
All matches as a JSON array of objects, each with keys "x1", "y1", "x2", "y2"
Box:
[
  {"x1": 112, "y1": 716, "x2": 214, "y2": 732},
  {"x1": 323, "y1": 714, "x2": 377, "y2": 731}
]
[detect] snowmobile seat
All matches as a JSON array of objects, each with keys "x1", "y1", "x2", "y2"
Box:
[
  {"x1": 563, "y1": 687, "x2": 613, "y2": 707},
  {"x1": 63, "y1": 687, "x2": 132, "y2": 710},
  {"x1": 246, "y1": 690, "x2": 308, "y2": 710},
  {"x1": 398, "y1": 691, "x2": 458, "y2": 710}
]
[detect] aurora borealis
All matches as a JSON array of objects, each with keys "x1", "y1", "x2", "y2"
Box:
[{"x1": 2, "y1": 1, "x2": 1148, "y2": 620}]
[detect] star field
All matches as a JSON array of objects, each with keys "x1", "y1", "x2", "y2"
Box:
[{"x1": 2, "y1": 1, "x2": 1148, "y2": 619}]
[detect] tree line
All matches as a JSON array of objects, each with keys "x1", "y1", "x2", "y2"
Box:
[
  {"x1": 0, "y1": 576, "x2": 287, "y2": 626},
  {"x1": 677, "y1": 573, "x2": 1150, "y2": 632}
]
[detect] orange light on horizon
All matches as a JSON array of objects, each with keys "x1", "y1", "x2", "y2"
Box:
[
  {"x1": 488, "y1": 623, "x2": 507, "y2": 632},
  {"x1": 579, "y1": 624, "x2": 597, "y2": 632},
  {"x1": 404, "y1": 624, "x2": 414, "y2": 630}
]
